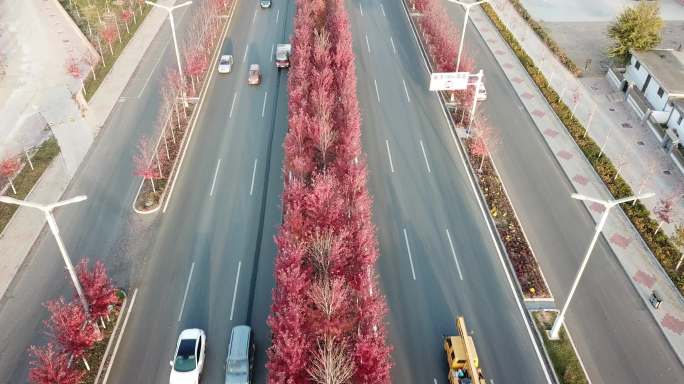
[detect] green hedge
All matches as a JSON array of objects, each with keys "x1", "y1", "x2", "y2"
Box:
[
  {"x1": 482, "y1": 3, "x2": 684, "y2": 294},
  {"x1": 534, "y1": 312, "x2": 588, "y2": 384},
  {"x1": 506, "y1": 0, "x2": 582, "y2": 77}
]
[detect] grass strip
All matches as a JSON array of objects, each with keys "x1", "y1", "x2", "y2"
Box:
[
  {"x1": 483, "y1": 3, "x2": 684, "y2": 294},
  {"x1": 533, "y1": 311, "x2": 589, "y2": 384},
  {"x1": 0, "y1": 138, "x2": 61, "y2": 234}
]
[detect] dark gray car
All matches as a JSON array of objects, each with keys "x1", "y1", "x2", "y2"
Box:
[{"x1": 225, "y1": 325, "x2": 254, "y2": 384}]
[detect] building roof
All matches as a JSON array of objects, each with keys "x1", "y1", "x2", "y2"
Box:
[{"x1": 632, "y1": 49, "x2": 684, "y2": 95}]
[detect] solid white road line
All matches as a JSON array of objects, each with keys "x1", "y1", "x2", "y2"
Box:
[
  {"x1": 252, "y1": 8, "x2": 257, "y2": 24},
  {"x1": 243, "y1": 44, "x2": 249, "y2": 63},
  {"x1": 402, "y1": 79, "x2": 411, "y2": 102},
  {"x1": 271, "y1": 44, "x2": 275, "y2": 60},
  {"x1": 433, "y1": 379, "x2": 438, "y2": 384},
  {"x1": 102, "y1": 289, "x2": 138, "y2": 384},
  {"x1": 177, "y1": 262, "x2": 195, "y2": 322},
  {"x1": 136, "y1": 41, "x2": 169, "y2": 98},
  {"x1": 229, "y1": 261, "x2": 242, "y2": 321},
  {"x1": 374, "y1": 79, "x2": 380, "y2": 102},
  {"x1": 360, "y1": 2, "x2": 364, "y2": 15},
  {"x1": 209, "y1": 158, "x2": 222, "y2": 196},
  {"x1": 385, "y1": 139, "x2": 395, "y2": 173},
  {"x1": 390, "y1": 36, "x2": 397, "y2": 55},
  {"x1": 365, "y1": 34, "x2": 371, "y2": 54},
  {"x1": 419, "y1": 140, "x2": 431, "y2": 173},
  {"x1": 262, "y1": 91, "x2": 268, "y2": 117},
  {"x1": 381, "y1": 3, "x2": 386, "y2": 17},
  {"x1": 276, "y1": 9, "x2": 280, "y2": 24},
  {"x1": 250, "y1": 158, "x2": 258, "y2": 196},
  {"x1": 445, "y1": 229, "x2": 464, "y2": 280},
  {"x1": 403, "y1": 228, "x2": 417, "y2": 280},
  {"x1": 229, "y1": 93, "x2": 238, "y2": 118}
]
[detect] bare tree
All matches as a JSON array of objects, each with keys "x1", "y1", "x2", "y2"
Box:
[{"x1": 307, "y1": 336, "x2": 355, "y2": 384}]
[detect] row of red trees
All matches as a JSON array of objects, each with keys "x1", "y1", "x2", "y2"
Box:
[
  {"x1": 267, "y1": 0, "x2": 392, "y2": 382},
  {"x1": 133, "y1": 0, "x2": 232, "y2": 201},
  {"x1": 28, "y1": 260, "x2": 119, "y2": 384}
]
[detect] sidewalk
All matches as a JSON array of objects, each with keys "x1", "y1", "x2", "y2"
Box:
[
  {"x1": 0, "y1": 0, "x2": 174, "y2": 301},
  {"x1": 467, "y1": 0, "x2": 684, "y2": 363}
]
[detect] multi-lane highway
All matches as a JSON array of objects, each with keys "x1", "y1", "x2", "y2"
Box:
[
  {"x1": 437, "y1": 1, "x2": 683, "y2": 383},
  {"x1": 349, "y1": 0, "x2": 552, "y2": 382}
]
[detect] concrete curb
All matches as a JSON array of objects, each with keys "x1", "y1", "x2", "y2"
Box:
[{"x1": 93, "y1": 293, "x2": 128, "y2": 384}]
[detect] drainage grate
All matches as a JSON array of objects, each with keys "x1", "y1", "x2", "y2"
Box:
[
  {"x1": 622, "y1": 122, "x2": 632, "y2": 128},
  {"x1": 609, "y1": 107, "x2": 616, "y2": 112},
  {"x1": 637, "y1": 141, "x2": 645, "y2": 146},
  {"x1": 664, "y1": 170, "x2": 672, "y2": 175}
]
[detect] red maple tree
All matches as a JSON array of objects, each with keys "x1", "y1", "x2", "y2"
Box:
[
  {"x1": 76, "y1": 259, "x2": 119, "y2": 321},
  {"x1": 65, "y1": 57, "x2": 81, "y2": 79},
  {"x1": 44, "y1": 298, "x2": 99, "y2": 367},
  {"x1": 133, "y1": 137, "x2": 163, "y2": 193},
  {"x1": 100, "y1": 23, "x2": 117, "y2": 55},
  {"x1": 0, "y1": 157, "x2": 22, "y2": 194},
  {"x1": 28, "y1": 343, "x2": 84, "y2": 384}
]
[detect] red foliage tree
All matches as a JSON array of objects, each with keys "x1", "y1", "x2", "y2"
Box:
[
  {"x1": 654, "y1": 197, "x2": 675, "y2": 234},
  {"x1": 121, "y1": 9, "x2": 134, "y2": 33},
  {"x1": 44, "y1": 298, "x2": 99, "y2": 367},
  {"x1": 133, "y1": 137, "x2": 162, "y2": 193},
  {"x1": 0, "y1": 157, "x2": 21, "y2": 194},
  {"x1": 100, "y1": 23, "x2": 117, "y2": 55},
  {"x1": 76, "y1": 259, "x2": 119, "y2": 322},
  {"x1": 65, "y1": 57, "x2": 81, "y2": 79},
  {"x1": 28, "y1": 343, "x2": 84, "y2": 384}
]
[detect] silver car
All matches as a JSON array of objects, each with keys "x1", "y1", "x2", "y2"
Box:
[
  {"x1": 218, "y1": 54, "x2": 233, "y2": 74},
  {"x1": 225, "y1": 325, "x2": 254, "y2": 384}
]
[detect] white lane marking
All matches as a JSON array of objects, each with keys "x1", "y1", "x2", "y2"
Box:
[
  {"x1": 102, "y1": 289, "x2": 138, "y2": 384},
  {"x1": 209, "y1": 158, "x2": 222, "y2": 196},
  {"x1": 276, "y1": 9, "x2": 280, "y2": 24},
  {"x1": 390, "y1": 36, "x2": 397, "y2": 54},
  {"x1": 243, "y1": 44, "x2": 249, "y2": 63},
  {"x1": 136, "y1": 40, "x2": 169, "y2": 98},
  {"x1": 402, "y1": 79, "x2": 411, "y2": 103},
  {"x1": 419, "y1": 140, "x2": 431, "y2": 173},
  {"x1": 385, "y1": 139, "x2": 395, "y2": 173},
  {"x1": 229, "y1": 92, "x2": 238, "y2": 118},
  {"x1": 365, "y1": 34, "x2": 371, "y2": 54},
  {"x1": 445, "y1": 229, "x2": 464, "y2": 280},
  {"x1": 403, "y1": 228, "x2": 417, "y2": 280},
  {"x1": 271, "y1": 44, "x2": 275, "y2": 60},
  {"x1": 374, "y1": 79, "x2": 380, "y2": 102},
  {"x1": 250, "y1": 158, "x2": 258, "y2": 196},
  {"x1": 360, "y1": 2, "x2": 364, "y2": 15},
  {"x1": 433, "y1": 379, "x2": 438, "y2": 384},
  {"x1": 262, "y1": 91, "x2": 268, "y2": 117},
  {"x1": 381, "y1": 3, "x2": 386, "y2": 17},
  {"x1": 229, "y1": 261, "x2": 242, "y2": 321},
  {"x1": 177, "y1": 262, "x2": 195, "y2": 322},
  {"x1": 252, "y1": 8, "x2": 257, "y2": 24}
]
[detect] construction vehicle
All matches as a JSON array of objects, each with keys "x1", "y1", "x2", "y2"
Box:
[{"x1": 444, "y1": 316, "x2": 487, "y2": 384}]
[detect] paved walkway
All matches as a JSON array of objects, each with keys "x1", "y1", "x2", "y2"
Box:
[
  {"x1": 0, "y1": 0, "x2": 174, "y2": 301},
  {"x1": 466, "y1": 0, "x2": 684, "y2": 364}
]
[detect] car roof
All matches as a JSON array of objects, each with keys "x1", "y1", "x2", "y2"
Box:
[
  {"x1": 228, "y1": 325, "x2": 251, "y2": 359},
  {"x1": 249, "y1": 64, "x2": 259, "y2": 70},
  {"x1": 221, "y1": 54, "x2": 233, "y2": 60},
  {"x1": 179, "y1": 328, "x2": 202, "y2": 340}
]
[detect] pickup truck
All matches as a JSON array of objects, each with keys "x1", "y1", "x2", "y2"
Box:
[{"x1": 275, "y1": 44, "x2": 291, "y2": 69}]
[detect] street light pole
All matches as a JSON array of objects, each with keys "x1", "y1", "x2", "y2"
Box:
[
  {"x1": 466, "y1": 69, "x2": 484, "y2": 135},
  {"x1": 146, "y1": 1, "x2": 193, "y2": 108},
  {"x1": 548, "y1": 192, "x2": 655, "y2": 340},
  {"x1": 0, "y1": 195, "x2": 89, "y2": 315},
  {"x1": 447, "y1": 0, "x2": 489, "y2": 72}
]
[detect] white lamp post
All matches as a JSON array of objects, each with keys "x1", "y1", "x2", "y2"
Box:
[
  {"x1": 548, "y1": 192, "x2": 655, "y2": 339},
  {"x1": 0, "y1": 195, "x2": 90, "y2": 315},
  {"x1": 447, "y1": 0, "x2": 489, "y2": 72},
  {"x1": 146, "y1": 1, "x2": 192, "y2": 108}
]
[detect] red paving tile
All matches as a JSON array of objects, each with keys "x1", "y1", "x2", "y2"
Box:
[
  {"x1": 589, "y1": 202, "x2": 606, "y2": 213},
  {"x1": 633, "y1": 270, "x2": 656, "y2": 289},
  {"x1": 531, "y1": 110, "x2": 546, "y2": 118},
  {"x1": 572, "y1": 174, "x2": 589, "y2": 186},
  {"x1": 556, "y1": 150, "x2": 573, "y2": 160},
  {"x1": 512, "y1": 76, "x2": 524, "y2": 83},
  {"x1": 609, "y1": 233, "x2": 632, "y2": 248},
  {"x1": 661, "y1": 314, "x2": 684, "y2": 335},
  {"x1": 543, "y1": 128, "x2": 559, "y2": 138},
  {"x1": 521, "y1": 92, "x2": 534, "y2": 99}
]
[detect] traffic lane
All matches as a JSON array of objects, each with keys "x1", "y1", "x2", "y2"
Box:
[
  {"x1": 352, "y1": 9, "x2": 550, "y2": 384},
  {"x1": 439, "y1": 2, "x2": 684, "y2": 382}
]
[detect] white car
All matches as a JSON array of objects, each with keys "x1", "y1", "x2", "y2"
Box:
[
  {"x1": 218, "y1": 54, "x2": 233, "y2": 74},
  {"x1": 169, "y1": 329, "x2": 206, "y2": 384}
]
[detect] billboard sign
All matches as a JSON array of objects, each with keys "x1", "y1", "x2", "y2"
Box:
[{"x1": 429, "y1": 72, "x2": 469, "y2": 91}]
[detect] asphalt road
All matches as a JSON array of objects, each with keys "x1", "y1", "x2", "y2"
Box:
[
  {"x1": 349, "y1": 1, "x2": 552, "y2": 382},
  {"x1": 0, "y1": 0, "x2": 292, "y2": 382},
  {"x1": 440, "y1": 1, "x2": 684, "y2": 383}
]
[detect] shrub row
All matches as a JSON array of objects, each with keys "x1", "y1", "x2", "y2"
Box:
[
  {"x1": 266, "y1": 0, "x2": 392, "y2": 382},
  {"x1": 504, "y1": 0, "x2": 582, "y2": 76},
  {"x1": 482, "y1": 3, "x2": 684, "y2": 293}
]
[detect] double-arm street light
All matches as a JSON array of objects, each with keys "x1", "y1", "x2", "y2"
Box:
[
  {"x1": 548, "y1": 192, "x2": 655, "y2": 339},
  {"x1": 0, "y1": 195, "x2": 89, "y2": 315},
  {"x1": 146, "y1": 0, "x2": 193, "y2": 107},
  {"x1": 447, "y1": 0, "x2": 489, "y2": 72}
]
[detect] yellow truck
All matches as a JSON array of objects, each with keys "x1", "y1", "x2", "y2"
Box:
[{"x1": 444, "y1": 316, "x2": 487, "y2": 384}]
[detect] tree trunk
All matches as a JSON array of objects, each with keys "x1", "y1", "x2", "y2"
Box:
[
  {"x1": 108, "y1": 42, "x2": 114, "y2": 56},
  {"x1": 676, "y1": 253, "x2": 684, "y2": 271},
  {"x1": 479, "y1": 154, "x2": 485, "y2": 172},
  {"x1": 82, "y1": 356, "x2": 90, "y2": 371},
  {"x1": 163, "y1": 131, "x2": 170, "y2": 160},
  {"x1": 8, "y1": 178, "x2": 16, "y2": 195},
  {"x1": 655, "y1": 221, "x2": 664, "y2": 235},
  {"x1": 149, "y1": 178, "x2": 157, "y2": 193}
]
